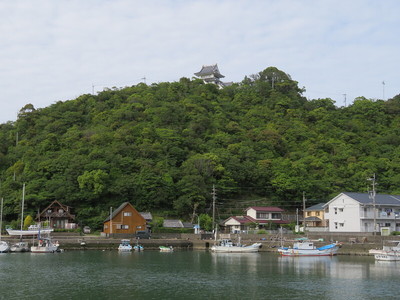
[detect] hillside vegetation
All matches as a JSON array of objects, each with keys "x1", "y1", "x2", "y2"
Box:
[{"x1": 1, "y1": 67, "x2": 399, "y2": 229}]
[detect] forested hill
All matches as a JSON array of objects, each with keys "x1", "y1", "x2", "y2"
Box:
[{"x1": 1, "y1": 66, "x2": 400, "y2": 228}]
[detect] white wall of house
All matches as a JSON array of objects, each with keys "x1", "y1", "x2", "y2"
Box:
[
  {"x1": 224, "y1": 218, "x2": 242, "y2": 233},
  {"x1": 246, "y1": 208, "x2": 281, "y2": 220},
  {"x1": 325, "y1": 194, "x2": 362, "y2": 232}
]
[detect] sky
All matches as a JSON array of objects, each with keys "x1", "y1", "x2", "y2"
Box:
[{"x1": 1, "y1": 0, "x2": 399, "y2": 124}]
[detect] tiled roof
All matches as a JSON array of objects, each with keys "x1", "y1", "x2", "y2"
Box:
[
  {"x1": 163, "y1": 219, "x2": 184, "y2": 228},
  {"x1": 246, "y1": 206, "x2": 284, "y2": 212},
  {"x1": 104, "y1": 202, "x2": 131, "y2": 222},
  {"x1": 342, "y1": 192, "x2": 400, "y2": 205},
  {"x1": 305, "y1": 203, "x2": 326, "y2": 211},
  {"x1": 194, "y1": 64, "x2": 225, "y2": 78},
  {"x1": 140, "y1": 212, "x2": 153, "y2": 221}
]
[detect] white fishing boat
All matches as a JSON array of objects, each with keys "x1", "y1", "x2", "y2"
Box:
[
  {"x1": 30, "y1": 237, "x2": 59, "y2": 253},
  {"x1": 374, "y1": 252, "x2": 400, "y2": 261},
  {"x1": 118, "y1": 239, "x2": 132, "y2": 252},
  {"x1": 159, "y1": 246, "x2": 173, "y2": 252},
  {"x1": 10, "y1": 241, "x2": 30, "y2": 252},
  {"x1": 278, "y1": 239, "x2": 341, "y2": 256},
  {"x1": 211, "y1": 239, "x2": 262, "y2": 253},
  {"x1": 0, "y1": 197, "x2": 10, "y2": 253},
  {"x1": 369, "y1": 241, "x2": 400, "y2": 261}
]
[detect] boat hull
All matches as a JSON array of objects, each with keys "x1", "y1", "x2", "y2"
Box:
[
  {"x1": 0, "y1": 241, "x2": 10, "y2": 253},
  {"x1": 6, "y1": 228, "x2": 54, "y2": 236},
  {"x1": 278, "y1": 243, "x2": 340, "y2": 257},
  {"x1": 211, "y1": 243, "x2": 262, "y2": 253},
  {"x1": 30, "y1": 246, "x2": 58, "y2": 253},
  {"x1": 374, "y1": 253, "x2": 400, "y2": 261}
]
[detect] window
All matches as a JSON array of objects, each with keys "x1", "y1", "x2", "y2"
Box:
[
  {"x1": 316, "y1": 211, "x2": 320, "y2": 216},
  {"x1": 385, "y1": 223, "x2": 391, "y2": 227},
  {"x1": 339, "y1": 223, "x2": 344, "y2": 227},
  {"x1": 339, "y1": 208, "x2": 344, "y2": 212},
  {"x1": 136, "y1": 226, "x2": 142, "y2": 229},
  {"x1": 123, "y1": 212, "x2": 132, "y2": 217},
  {"x1": 256, "y1": 213, "x2": 268, "y2": 219},
  {"x1": 334, "y1": 222, "x2": 338, "y2": 229},
  {"x1": 104, "y1": 225, "x2": 108, "y2": 229},
  {"x1": 271, "y1": 213, "x2": 281, "y2": 219},
  {"x1": 334, "y1": 208, "x2": 338, "y2": 215},
  {"x1": 117, "y1": 225, "x2": 129, "y2": 229},
  {"x1": 307, "y1": 212, "x2": 311, "y2": 216}
]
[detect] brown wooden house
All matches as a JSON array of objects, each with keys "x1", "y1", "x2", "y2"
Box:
[
  {"x1": 103, "y1": 202, "x2": 147, "y2": 235},
  {"x1": 38, "y1": 200, "x2": 76, "y2": 229}
]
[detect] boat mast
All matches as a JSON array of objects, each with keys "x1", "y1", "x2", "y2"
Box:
[
  {"x1": 20, "y1": 183, "x2": 25, "y2": 241},
  {"x1": 0, "y1": 197, "x2": 3, "y2": 242}
]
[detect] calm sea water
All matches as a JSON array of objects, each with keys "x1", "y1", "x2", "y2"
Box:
[{"x1": 0, "y1": 250, "x2": 399, "y2": 300}]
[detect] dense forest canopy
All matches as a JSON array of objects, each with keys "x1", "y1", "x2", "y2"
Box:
[{"x1": 1, "y1": 66, "x2": 400, "y2": 229}]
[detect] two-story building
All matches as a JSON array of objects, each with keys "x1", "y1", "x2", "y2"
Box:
[
  {"x1": 103, "y1": 202, "x2": 147, "y2": 236},
  {"x1": 324, "y1": 192, "x2": 400, "y2": 233},
  {"x1": 304, "y1": 203, "x2": 328, "y2": 232},
  {"x1": 222, "y1": 206, "x2": 288, "y2": 233}
]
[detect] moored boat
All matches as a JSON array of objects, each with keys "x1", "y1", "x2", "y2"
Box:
[
  {"x1": 211, "y1": 239, "x2": 262, "y2": 253},
  {"x1": 369, "y1": 241, "x2": 400, "y2": 261},
  {"x1": 6, "y1": 225, "x2": 54, "y2": 237},
  {"x1": 278, "y1": 239, "x2": 341, "y2": 256},
  {"x1": 10, "y1": 241, "x2": 30, "y2": 252},
  {"x1": 31, "y1": 238, "x2": 59, "y2": 253},
  {"x1": 0, "y1": 198, "x2": 9, "y2": 253},
  {"x1": 159, "y1": 246, "x2": 173, "y2": 252},
  {"x1": 118, "y1": 239, "x2": 132, "y2": 252}
]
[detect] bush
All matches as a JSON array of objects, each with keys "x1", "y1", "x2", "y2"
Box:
[{"x1": 257, "y1": 229, "x2": 267, "y2": 234}]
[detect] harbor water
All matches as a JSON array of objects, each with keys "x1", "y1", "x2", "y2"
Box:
[{"x1": 0, "y1": 250, "x2": 399, "y2": 299}]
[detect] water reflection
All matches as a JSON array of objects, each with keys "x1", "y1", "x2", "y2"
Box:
[{"x1": 278, "y1": 255, "x2": 337, "y2": 276}]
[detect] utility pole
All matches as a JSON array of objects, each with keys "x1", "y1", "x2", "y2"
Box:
[
  {"x1": 368, "y1": 174, "x2": 377, "y2": 235},
  {"x1": 303, "y1": 192, "x2": 306, "y2": 232},
  {"x1": 109, "y1": 207, "x2": 113, "y2": 236},
  {"x1": 211, "y1": 185, "x2": 217, "y2": 232}
]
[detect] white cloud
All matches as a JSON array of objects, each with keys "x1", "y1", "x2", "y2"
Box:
[{"x1": 0, "y1": 0, "x2": 399, "y2": 123}]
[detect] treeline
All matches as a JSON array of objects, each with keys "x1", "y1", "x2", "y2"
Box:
[{"x1": 0, "y1": 67, "x2": 399, "y2": 229}]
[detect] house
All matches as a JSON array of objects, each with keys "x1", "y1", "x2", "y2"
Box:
[
  {"x1": 304, "y1": 203, "x2": 328, "y2": 231},
  {"x1": 38, "y1": 200, "x2": 76, "y2": 229},
  {"x1": 222, "y1": 206, "x2": 288, "y2": 233},
  {"x1": 324, "y1": 192, "x2": 400, "y2": 233},
  {"x1": 103, "y1": 202, "x2": 147, "y2": 235}
]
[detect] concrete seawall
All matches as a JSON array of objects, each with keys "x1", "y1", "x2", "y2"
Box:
[{"x1": 2, "y1": 233, "x2": 392, "y2": 255}]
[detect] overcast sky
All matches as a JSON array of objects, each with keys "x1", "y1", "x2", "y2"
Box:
[{"x1": 1, "y1": 0, "x2": 399, "y2": 124}]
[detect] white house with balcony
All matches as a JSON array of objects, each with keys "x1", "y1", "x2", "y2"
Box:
[
  {"x1": 222, "y1": 206, "x2": 288, "y2": 233},
  {"x1": 324, "y1": 192, "x2": 400, "y2": 233}
]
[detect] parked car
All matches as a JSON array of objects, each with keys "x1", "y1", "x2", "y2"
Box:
[
  {"x1": 135, "y1": 230, "x2": 150, "y2": 239},
  {"x1": 83, "y1": 226, "x2": 91, "y2": 234}
]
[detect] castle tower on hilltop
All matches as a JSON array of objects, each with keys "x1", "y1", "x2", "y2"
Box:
[{"x1": 194, "y1": 64, "x2": 226, "y2": 88}]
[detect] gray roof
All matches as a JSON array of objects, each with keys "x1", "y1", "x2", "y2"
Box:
[
  {"x1": 140, "y1": 212, "x2": 153, "y2": 221},
  {"x1": 305, "y1": 216, "x2": 322, "y2": 222},
  {"x1": 104, "y1": 202, "x2": 130, "y2": 222},
  {"x1": 194, "y1": 64, "x2": 224, "y2": 78},
  {"x1": 305, "y1": 203, "x2": 326, "y2": 211},
  {"x1": 182, "y1": 222, "x2": 194, "y2": 228},
  {"x1": 163, "y1": 219, "x2": 184, "y2": 228},
  {"x1": 341, "y1": 192, "x2": 400, "y2": 206}
]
